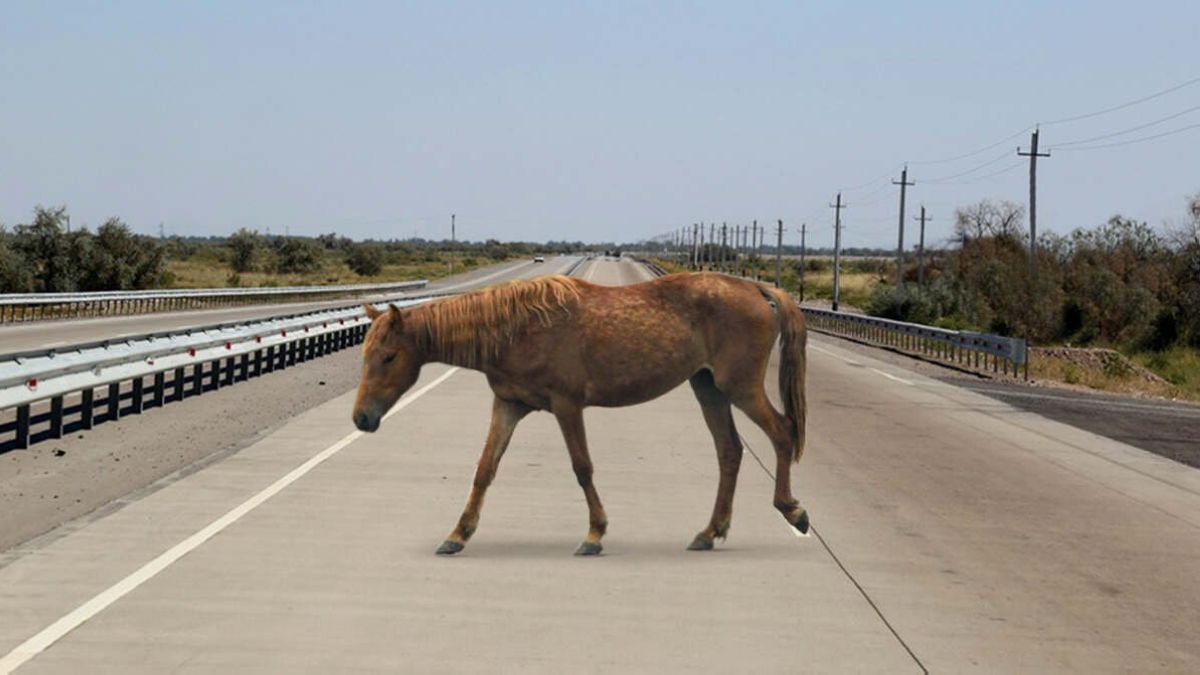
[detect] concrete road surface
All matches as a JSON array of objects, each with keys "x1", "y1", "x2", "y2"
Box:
[
  {"x1": 1, "y1": 258, "x2": 1198, "y2": 672},
  {"x1": 0, "y1": 257, "x2": 571, "y2": 354}
]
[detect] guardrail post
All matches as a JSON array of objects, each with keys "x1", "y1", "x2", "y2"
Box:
[
  {"x1": 190, "y1": 363, "x2": 204, "y2": 396},
  {"x1": 152, "y1": 372, "x2": 166, "y2": 408},
  {"x1": 172, "y1": 367, "x2": 186, "y2": 402},
  {"x1": 14, "y1": 405, "x2": 30, "y2": 449},
  {"x1": 49, "y1": 395, "x2": 65, "y2": 439},
  {"x1": 223, "y1": 357, "x2": 235, "y2": 386},
  {"x1": 237, "y1": 354, "x2": 250, "y2": 382},
  {"x1": 80, "y1": 388, "x2": 95, "y2": 429},
  {"x1": 106, "y1": 383, "x2": 120, "y2": 421},
  {"x1": 130, "y1": 377, "x2": 145, "y2": 414}
]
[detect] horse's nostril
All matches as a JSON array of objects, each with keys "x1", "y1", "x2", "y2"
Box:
[{"x1": 355, "y1": 412, "x2": 373, "y2": 431}]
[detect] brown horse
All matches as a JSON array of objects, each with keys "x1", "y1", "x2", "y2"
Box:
[{"x1": 353, "y1": 271, "x2": 809, "y2": 556}]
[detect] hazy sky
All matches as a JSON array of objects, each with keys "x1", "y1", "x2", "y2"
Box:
[{"x1": 2, "y1": 2, "x2": 1198, "y2": 249}]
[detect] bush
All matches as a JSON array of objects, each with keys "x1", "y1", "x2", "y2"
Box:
[
  {"x1": 228, "y1": 229, "x2": 263, "y2": 273},
  {"x1": 346, "y1": 243, "x2": 384, "y2": 276},
  {"x1": 271, "y1": 236, "x2": 323, "y2": 274}
]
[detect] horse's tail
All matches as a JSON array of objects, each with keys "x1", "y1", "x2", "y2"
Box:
[{"x1": 766, "y1": 286, "x2": 807, "y2": 464}]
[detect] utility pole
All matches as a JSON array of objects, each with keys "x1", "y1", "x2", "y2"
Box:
[
  {"x1": 774, "y1": 219, "x2": 784, "y2": 288},
  {"x1": 799, "y1": 223, "x2": 807, "y2": 301},
  {"x1": 1018, "y1": 128, "x2": 1050, "y2": 284},
  {"x1": 700, "y1": 223, "x2": 710, "y2": 270},
  {"x1": 914, "y1": 206, "x2": 932, "y2": 287},
  {"x1": 692, "y1": 223, "x2": 699, "y2": 269},
  {"x1": 734, "y1": 223, "x2": 744, "y2": 276},
  {"x1": 449, "y1": 213, "x2": 456, "y2": 275},
  {"x1": 892, "y1": 166, "x2": 915, "y2": 302},
  {"x1": 754, "y1": 219, "x2": 762, "y2": 280},
  {"x1": 1018, "y1": 127, "x2": 1050, "y2": 381},
  {"x1": 830, "y1": 193, "x2": 846, "y2": 311},
  {"x1": 720, "y1": 223, "x2": 728, "y2": 273}
]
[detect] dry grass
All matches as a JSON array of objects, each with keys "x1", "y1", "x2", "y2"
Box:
[
  {"x1": 166, "y1": 254, "x2": 487, "y2": 289},
  {"x1": 1029, "y1": 346, "x2": 1198, "y2": 401}
]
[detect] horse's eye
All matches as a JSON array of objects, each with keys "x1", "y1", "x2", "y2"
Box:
[{"x1": 382, "y1": 353, "x2": 397, "y2": 365}]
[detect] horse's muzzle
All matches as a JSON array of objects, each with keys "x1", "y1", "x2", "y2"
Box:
[{"x1": 354, "y1": 410, "x2": 380, "y2": 433}]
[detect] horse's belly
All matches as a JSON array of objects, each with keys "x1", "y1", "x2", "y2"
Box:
[{"x1": 582, "y1": 342, "x2": 701, "y2": 407}]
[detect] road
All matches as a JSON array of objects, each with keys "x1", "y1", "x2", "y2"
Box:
[
  {"x1": 1, "y1": 258, "x2": 1198, "y2": 672},
  {"x1": 0, "y1": 257, "x2": 568, "y2": 355}
]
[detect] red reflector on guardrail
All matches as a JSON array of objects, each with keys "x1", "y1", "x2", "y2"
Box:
[
  {"x1": 225, "y1": 342, "x2": 232, "y2": 350},
  {"x1": 189, "y1": 348, "x2": 196, "y2": 357},
  {"x1": 27, "y1": 378, "x2": 37, "y2": 389},
  {"x1": 281, "y1": 330, "x2": 287, "y2": 337},
  {"x1": 256, "y1": 336, "x2": 262, "y2": 343}
]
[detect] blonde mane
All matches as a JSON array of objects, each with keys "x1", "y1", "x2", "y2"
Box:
[{"x1": 410, "y1": 275, "x2": 583, "y2": 368}]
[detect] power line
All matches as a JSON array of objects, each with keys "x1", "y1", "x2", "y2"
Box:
[
  {"x1": 1049, "y1": 103, "x2": 1200, "y2": 148},
  {"x1": 1042, "y1": 75, "x2": 1200, "y2": 126},
  {"x1": 922, "y1": 149, "x2": 1014, "y2": 183},
  {"x1": 908, "y1": 126, "x2": 1035, "y2": 166},
  {"x1": 838, "y1": 163, "x2": 906, "y2": 192},
  {"x1": 1053, "y1": 121, "x2": 1200, "y2": 152},
  {"x1": 942, "y1": 159, "x2": 1027, "y2": 185}
]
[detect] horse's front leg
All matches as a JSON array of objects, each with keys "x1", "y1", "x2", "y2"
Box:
[
  {"x1": 552, "y1": 401, "x2": 608, "y2": 556},
  {"x1": 436, "y1": 396, "x2": 530, "y2": 555}
]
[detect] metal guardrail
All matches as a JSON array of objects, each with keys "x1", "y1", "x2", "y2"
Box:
[
  {"x1": 802, "y1": 306, "x2": 1028, "y2": 377},
  {"x1": 0, "y1": 279, "x2": 429, "y2": 323},
  {"x1": 0, "y1": 297, "x2": 431, "y2": 452}
]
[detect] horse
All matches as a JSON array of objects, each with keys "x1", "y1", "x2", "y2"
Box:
[{"x1": 352, "y1": 271, "x2": 809, "y2": 556}]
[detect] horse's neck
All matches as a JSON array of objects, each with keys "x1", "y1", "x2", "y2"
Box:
[{"x1": 409, "y1": 307, "x2": 491, "y2": 370}]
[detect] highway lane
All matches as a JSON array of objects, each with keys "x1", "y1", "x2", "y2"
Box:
[
  {"x1": 1, "y1": 259, "x2": 1198, "y2": 671},
  {"x1": 0, "y1": 257, "x2": 578, "y2": 354}
]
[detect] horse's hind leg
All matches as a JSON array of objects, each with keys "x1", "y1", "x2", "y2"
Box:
[
  {"x1": 729, "y1": 385, "x2": 810, "y2": 535},
  {"x1": 437, "y1": 396, "x2": 530, "y2": 555},
  {"x1": 687, "y1": 370, "x2": 743, "y2": 551},
  {"x1": 552, "y1": 401, "x2": 608, "y2": 556}
]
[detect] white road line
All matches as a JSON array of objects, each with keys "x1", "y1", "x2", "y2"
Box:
[
  {"x1": 811, "y1": 345, "x2": 913, "y2": 385},
  {"x1": 437, "y1": 261, "x2": 530, "y2": 292},
  {"x1": 582, "y1": 259, "x2": 599, "y2": 282},
  {"x1": 810, "y1": 344, "x2": 862, "y2": 366},
  {"x1": 870, "y1": 368, "x2": 914, "y2": 386},
  {"x1": 0, "y1": 367, "x2": 460, "y2": 674}
]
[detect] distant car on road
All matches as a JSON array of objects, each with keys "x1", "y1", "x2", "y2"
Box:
[{"x1": 533, "y1": 256, "x2": 545, "y2": 263}]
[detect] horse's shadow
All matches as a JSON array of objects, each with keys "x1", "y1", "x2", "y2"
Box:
[{"x1": 428, "y1": 539, "x2": 742, "y2": 560}]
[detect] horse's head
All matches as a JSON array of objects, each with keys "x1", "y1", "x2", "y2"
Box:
[{"x1": 352, "y1": 303, "x2": 423, "y2": 432}]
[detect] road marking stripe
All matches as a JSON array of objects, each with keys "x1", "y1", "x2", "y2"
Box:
[
  {"x1": 0, "y1": 367, "x2": 459, "y2": 674},
  {"x1": 870, "y1": 368, "x2": 914, "y2": 386},
  {"x1": 810, "y1": 344, "x2": 861, "y2": 366}
]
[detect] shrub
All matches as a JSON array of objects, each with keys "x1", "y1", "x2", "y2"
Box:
[
  {"x1": 271, "y1": 236, "x2": 323, "y2": 274},
  {"x1": 346, "y1": 243, "x2": 384, "y2": 276},
  {"x1": 228, "y1": 229, "x2": 263, "y2": 273}
]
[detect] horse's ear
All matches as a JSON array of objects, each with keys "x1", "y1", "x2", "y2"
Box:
[
  {"x1": 387, "y1": 304, "x2": 402, "y2": 325},
  {"x1": 364, "y1": 303, "x2": 381, "y2": 320}
]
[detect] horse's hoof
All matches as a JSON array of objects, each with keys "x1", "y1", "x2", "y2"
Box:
[
  {"x1": 436, "y1": 539, "x2": 464, "y2": 555},
  {"x1": 790, "y1": 509, "x2": 810, "y2": 536},
  {"x1": 574, "y1": 541, "x2": 603, "y2": 556},
  {"x1": 687, "y1": 535, "x2": 714, "y2": 551}
]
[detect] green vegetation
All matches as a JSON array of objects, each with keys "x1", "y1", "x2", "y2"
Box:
[{"x1": 0, "y1": 206, "x2": 169, "y2": 292}]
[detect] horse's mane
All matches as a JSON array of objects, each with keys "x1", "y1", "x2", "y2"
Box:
[{"x1": 410, "y1": 275, "x2": 583, "y2": 368}]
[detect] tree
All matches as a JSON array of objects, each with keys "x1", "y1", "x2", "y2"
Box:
[
  {"x1": 346, "y1": 243, "x2": 384, "y2": 276},
  {"x1": 228, "y1": 228, "x2": 263, "y2": 272},
  {"x1": 271, "y1": 236, "x2": 323, "y2": 274},
  {"x1": 953, "y1": 200, "x2": 1025, "y2": 242}
]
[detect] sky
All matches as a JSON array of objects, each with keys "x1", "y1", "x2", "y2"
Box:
[{"x1": 2, "y1": 1, "x2": 1198, "y2": 250}]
